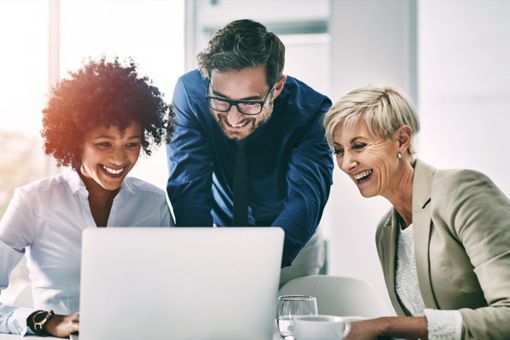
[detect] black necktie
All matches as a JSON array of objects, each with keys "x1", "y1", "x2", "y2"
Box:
[{"x1": 232, "y1": 140, "x2": 248, "y2": 226}]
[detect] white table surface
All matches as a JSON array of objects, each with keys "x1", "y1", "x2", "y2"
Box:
[
  {"x1": 0, "y1": 326, "x2": 283, "y2": 339},
  {"x1": 0, "y1": 335, "x2": 61, "y2": 339},
  {"x1": 0, "y1": 334, "x2": 282, "y2": 340}
]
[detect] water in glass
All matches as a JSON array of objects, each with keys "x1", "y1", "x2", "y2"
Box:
[{"x1": 277, "y1": 295, "x2": 318, "y2": 339}]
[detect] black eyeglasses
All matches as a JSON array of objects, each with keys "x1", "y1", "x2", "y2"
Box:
[{"x1": 205, "y1": 82, "x2": 277, "y2": 116}]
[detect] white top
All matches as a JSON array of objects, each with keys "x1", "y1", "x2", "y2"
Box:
[
  {"x1": 396, "y1": 223, "x2": 462, "y2": 340},
  {"x1": 0, "y1": 169, "x2": 173, "y2": 335}
]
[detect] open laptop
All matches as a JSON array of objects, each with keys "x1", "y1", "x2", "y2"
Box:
[{"x1": 74, "y1": 227, "x2": 283, "y2": 340}]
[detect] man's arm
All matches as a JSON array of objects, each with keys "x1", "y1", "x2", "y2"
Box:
[
  {"x1": 272, "y1": 98, "x2": 333, "y2": 266},
  {"x1": 167, "y1": 76, "x2": 214, "y2": 226}
]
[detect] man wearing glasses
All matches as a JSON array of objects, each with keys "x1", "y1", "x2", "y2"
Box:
[{"x1": 167, "y1": 19, "x2": 333, "y2": 285}]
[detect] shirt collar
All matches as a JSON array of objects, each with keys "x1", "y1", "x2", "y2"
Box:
[
  {"x1": 64, "y1": 168, "x2": 86, "y2": 195},
  {"x1": 120, "y1": 176, "x2": 134, "y2": 194}
]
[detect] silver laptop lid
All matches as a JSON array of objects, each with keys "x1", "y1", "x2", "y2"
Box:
[{"x1": 79, "y1": 227, "x2": 284, "y2": 340}]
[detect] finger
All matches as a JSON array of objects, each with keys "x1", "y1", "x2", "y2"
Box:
[
  {"x1": 71, "y1": 321, "x2": 80, "y2": 332},
  {"x1": 65, "y1": 318, "x2": 80, "y2": 334}
]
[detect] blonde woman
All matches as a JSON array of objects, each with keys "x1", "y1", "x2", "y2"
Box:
[{"x1": 324, "y1": 85, "x2": 510, "y2": 339}]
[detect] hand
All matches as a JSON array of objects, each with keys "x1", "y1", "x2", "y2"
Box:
[
  {"x1": 346, "y1": 316, "x2": 427, "y2": 340},
  {"x1": 45, "y1": 312, "x2": 80, "y2": 338},
  {"x1": 345, "y1": 319, "x2": 384, "y2": 340}
]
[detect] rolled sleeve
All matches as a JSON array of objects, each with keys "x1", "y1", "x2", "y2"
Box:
[
  {"x1": 6, "y1": 307, "x2": 35, "y2": 335},
  {"x1": 424, "y1": 309, "x2": 462, "y2": 340}
]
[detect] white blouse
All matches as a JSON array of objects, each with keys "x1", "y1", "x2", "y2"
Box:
[
  {"x1": 396, "y1": 224, "x2": 462, "y2": 340},
  {"x1": 0, "y1": 169, "x2": 173, "y2": 335}
]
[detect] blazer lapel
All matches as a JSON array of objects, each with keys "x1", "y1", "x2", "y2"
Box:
[
  {"x1": 380, "y1": 209, "x2": 407, "y2": 315},
  {"x1": 412, "y1": 160, "x2": 440, "y2": 309}
]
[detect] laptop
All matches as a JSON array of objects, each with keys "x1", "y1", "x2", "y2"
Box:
[{"x1": 75, "y1": 227, "x2": 284, "y2": 340}]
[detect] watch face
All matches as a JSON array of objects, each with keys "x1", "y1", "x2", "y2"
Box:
[
  {"x1": 29, "y1": 310, "x2": 53, "y2": 335},
  {"x1": 32, "y1": 310, "x2": 51, "y2": 326},
  {"x1": 34, "y1": 311, "x2": 50, "y2": 323}
]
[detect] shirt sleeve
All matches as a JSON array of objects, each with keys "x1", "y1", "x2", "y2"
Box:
[
  {"x1": 159, "y1": 195, "x2": 174, "y2": 227},
  {"x1": 436, "y1": 170, "x2": 510, "y2": 339},
  {"x1": 0, "y1": 189, "x2": 38, "y2": 334},
  {"x1": 424, "y1": 309, "x2": 463, "y2": 340},
  {"x1": 272, "y1": 98, "x2": 334, "y2": 266},
  {"x1": 166, "y1": 76, "x2": 213, "y2": 227}
]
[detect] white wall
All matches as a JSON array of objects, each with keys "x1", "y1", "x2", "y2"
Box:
[
  {"x1": 325, "y1": 0, "x2": 417, "y2": 313},
  {"x1": 418, "y1": 1, "x2": 510, "y2": 195},
  {"x1": 185, "y1": 0, "x2": 330, "y2": 72}
]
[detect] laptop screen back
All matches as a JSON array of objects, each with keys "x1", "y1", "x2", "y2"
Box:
[{"x1": 79, "y1": 227, "x2": 283, "y2": 340}]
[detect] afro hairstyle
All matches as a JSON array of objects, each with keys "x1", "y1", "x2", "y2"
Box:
[{"x1": 41, "y1": 57, "x2": 173, "y2": 169}]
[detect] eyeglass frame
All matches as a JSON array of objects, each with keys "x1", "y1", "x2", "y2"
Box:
[{"x1": 205, "y1": 81, "x2": 278, "y2": 116}]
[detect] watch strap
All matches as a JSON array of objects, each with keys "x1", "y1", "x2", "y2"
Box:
[{"x1": 27, "y1": 309, "x2": 54, "y2": 336}]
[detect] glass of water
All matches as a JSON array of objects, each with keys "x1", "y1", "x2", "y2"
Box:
[{"x1": 277, "y1": 295, "x2": 318, "y2": 339}]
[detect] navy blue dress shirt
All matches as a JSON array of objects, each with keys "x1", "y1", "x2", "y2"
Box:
[{"x1": 167, "y1": 70, "x2": 333, "y2": 266}]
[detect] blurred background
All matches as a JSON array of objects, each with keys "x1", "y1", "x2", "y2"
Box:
[{"x1": 1, "y1": 0, "x2": 509, "y2": 310}]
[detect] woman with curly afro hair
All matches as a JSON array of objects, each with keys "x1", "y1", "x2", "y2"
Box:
[{"x1": 0, "y1": 57, "x2": 174, "y2": 337}]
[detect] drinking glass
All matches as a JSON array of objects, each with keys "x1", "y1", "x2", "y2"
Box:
[{"x1": 277, "y1": 295, "x2": 318, "y2": 339}]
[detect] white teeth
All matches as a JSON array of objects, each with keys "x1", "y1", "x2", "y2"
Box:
[
  {"x1": 102, "y1": 165, "x2": 124, "y2": 175},
  {"x1": 354, "y1": 170, "x2": 372, "y2": 180},
  {"x1": 231, "y1": 121, "x2": 248, "y2": 128}
]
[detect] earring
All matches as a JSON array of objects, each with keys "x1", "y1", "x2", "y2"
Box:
[{"x1": 397, "y1": 152, "x2": 403, "y2": 160}]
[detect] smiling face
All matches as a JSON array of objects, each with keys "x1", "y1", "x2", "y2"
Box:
[
  {"x1": 208, "y1": 65, "x2": 285, "y2": 140},
  {"x1": 332, "y1": 118, "x2": 404, "y2": 199},
  {"x1": 80, "y1": 121, "x2": 142, "y2": 192}
]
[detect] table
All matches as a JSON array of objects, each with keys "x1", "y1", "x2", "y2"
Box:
[
  {"x1": 0, "y1": 335, "x2": 60, "y2": 339},
  {"x1": 0, "y1": 334, "x2": 282, "y2": 340},
  {"x1": 0, "y1": 327, "x2": 283, "y2": 339}
]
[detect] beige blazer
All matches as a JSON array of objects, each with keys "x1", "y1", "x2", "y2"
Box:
[{"x1": 376, "y1": 160, "x2": 510, "y2": 339}]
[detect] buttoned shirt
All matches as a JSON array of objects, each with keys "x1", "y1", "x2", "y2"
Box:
[
  {"x1": 0, "y1": 169, "x2": 172, "y2": 335},
  {"x1": 167, "y1": 70, "x2": 333, "y2": 266}
]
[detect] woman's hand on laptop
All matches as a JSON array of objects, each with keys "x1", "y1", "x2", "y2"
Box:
[{"x1": 45, "y1": 312, "x2": 80, "y2": 337}]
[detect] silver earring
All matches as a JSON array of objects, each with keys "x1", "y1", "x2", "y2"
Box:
[{"x1": 397, "y1": 152, "x2": 403, "y2": 160}]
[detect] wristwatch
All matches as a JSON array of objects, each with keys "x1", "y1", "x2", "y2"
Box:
[{"x1": 27, "y1": 309, "x2": 54, "y2": 335}]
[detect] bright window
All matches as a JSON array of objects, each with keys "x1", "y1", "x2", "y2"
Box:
[
  {"x1": 0, "y1": 1, "x2": 49, "y2": 216},
  {"x1": 0, "y1": 0, "x2": 184, "y2": 302},
  {"x1": 60, "y1": 0, "x2": 185, "y2": 188},
  {"x1": 0, "y1": 0, "x2": 184, "y2": 219}
]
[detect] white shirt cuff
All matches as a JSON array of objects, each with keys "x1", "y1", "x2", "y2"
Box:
[
  {"x1": 424, "y1": 308, "x2": 462, "y2": 340},
  {"x1": 8, "y1": 307, "x2": 35, "y2": 335}
]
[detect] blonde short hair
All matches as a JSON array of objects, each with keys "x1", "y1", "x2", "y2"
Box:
[{"x1": 324, "y1": 84, "x2": 420, "y2": 155}]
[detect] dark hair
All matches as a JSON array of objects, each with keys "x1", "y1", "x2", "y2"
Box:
[
  {"x1": 41, "y1": 57, "x2": 173, "y2": 169},
  {"x1": 197, "y1": 19, "x2": 285, "y2": 86}
]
